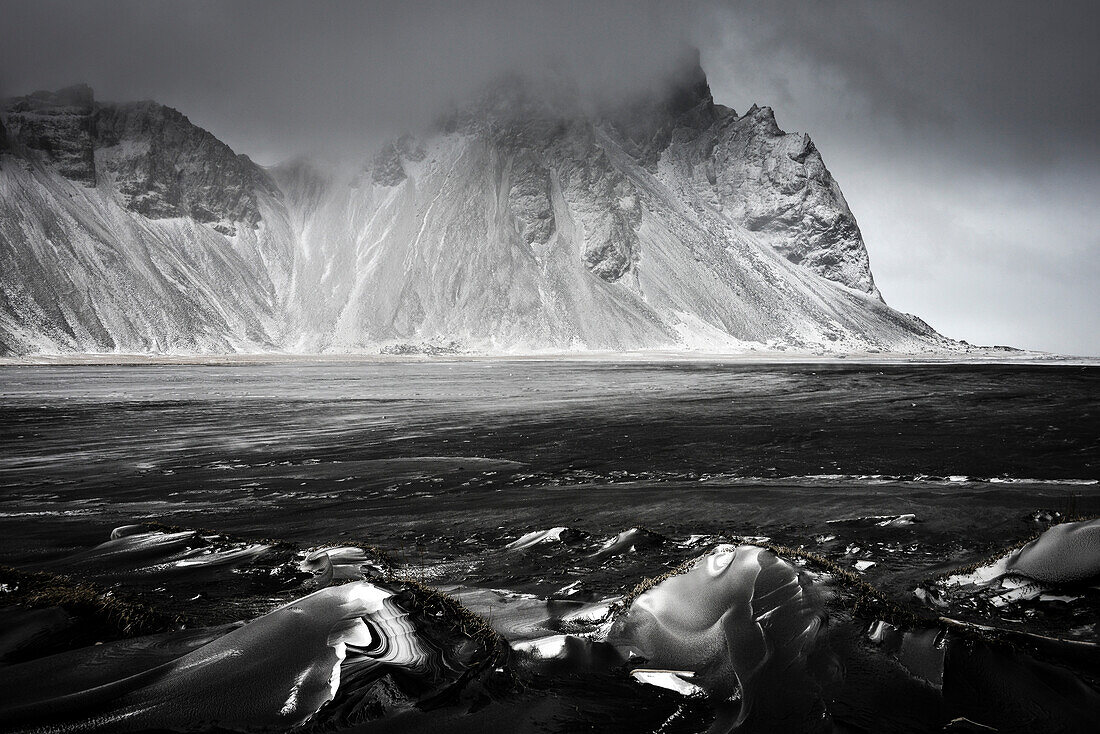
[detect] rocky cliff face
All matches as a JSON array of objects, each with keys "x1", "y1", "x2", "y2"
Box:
[
  {"x1": 0, "y1": 68, "x2": 950, "y2": 355},
  {"x1": 94, "y1": 102, "x2": 278, "y2": 236},
  {"x1": 443, "y1": 88, "x2": 649, "y2": 286},
  {"x1": 596, "y1": 60, "x2": 879, "y2": 297},
  {"x1": 4, "y1": 84, "x2": 98, "y2": 186},
  {"x1": 681, "y1": 103, "x2": 879, "y2": 296},
  {"x1": 2, "y1": 87, "x2": 276, "y2": 236}
]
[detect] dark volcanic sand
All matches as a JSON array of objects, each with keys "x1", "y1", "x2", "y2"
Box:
[{"x1": 0, "y1": 361, "x2": 1097, "y2": 733}]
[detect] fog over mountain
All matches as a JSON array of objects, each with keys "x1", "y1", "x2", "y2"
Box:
[
  {"x1": 0, "y1": 0, "x2": 708, "y2": 162},
  {"x1": 1, "y1": 60, "x2": 956, "y2": 354},
  {"x1": 0, "y1": 0, "x2": 1096, "y2": 354}
]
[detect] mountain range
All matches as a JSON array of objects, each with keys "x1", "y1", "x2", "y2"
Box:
[{"x1": 0, "y1": 58, "x2": 956, "y2": 356}]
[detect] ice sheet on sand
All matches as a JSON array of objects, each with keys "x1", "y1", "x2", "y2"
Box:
[
  {"x1": 561, "y1": 598, "x2": 618, "y2": 625},
  {"x1": 827, "y1": 514, "x2": 917, "y2": 526},
  {"x1": 943, "y1": 557, "x2": 1010, "y2": 587},
  {"x1": 555, "y1": 580, "x2": 585, "y2": 596},
  {"x1": 876, "y1": 514, "x2": 917, "y2": 527},
  {"x1": 29, "y1": 527, "x2": 273, "y2": 581},
  {"x1": 1039, "y1": 593, "x2": 1081, "y2": 603},
  {"x1": 988, "y1": 578, "x2": 1044, "y2": 607},
  {"x1": 591, "y1": 527, "x2": 663, "y2": 560},
  {"x1": 513, "y1": 634, "x2": 570, "y2": 659},
  {"x1": 446, "y1": 586, "x2": 614, "y2": 642}
]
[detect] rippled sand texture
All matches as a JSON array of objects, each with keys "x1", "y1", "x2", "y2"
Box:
[{"x1": 0, "y1": 361, "x2": 1098, "y2": 732}]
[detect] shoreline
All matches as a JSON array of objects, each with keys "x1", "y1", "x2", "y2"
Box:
[{"x1": 0, "y1": 348, "x2": 1095, "y2": 367}]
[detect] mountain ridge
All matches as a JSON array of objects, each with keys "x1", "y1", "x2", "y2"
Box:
[{"x1": 0, "y1": 64, "x2": 957, "y2": 356}]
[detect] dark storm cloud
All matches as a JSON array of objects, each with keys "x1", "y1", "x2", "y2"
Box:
[
  {"x1": 0, "y1": 0, "x2": 1096, "y2": 354},
  {"x1": 702, "y1": 0, "x2": 1100, "y2": 169}
]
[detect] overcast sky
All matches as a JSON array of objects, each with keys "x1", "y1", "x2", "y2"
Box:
[{"x1": 1, "y1": 0, "x2": 1097, "y2": 355}]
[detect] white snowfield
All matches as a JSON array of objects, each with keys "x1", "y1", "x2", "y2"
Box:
[{"x1": 0, "y1": 65, "x2": 959, "y2": 357}]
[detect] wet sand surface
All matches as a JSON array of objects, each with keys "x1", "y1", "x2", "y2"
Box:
[{"x1": 0, "y1": 361, "x2": 1097, "y2": 732}]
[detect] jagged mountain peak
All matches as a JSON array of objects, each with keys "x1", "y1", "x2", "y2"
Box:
[
  {"x1": 438, "y1": 47, "x2": 713, "y2": 132},
  {"x1": 385, "y1": 58, "x2": 878, "y2": 299},
  {"x1": 604, "y1": 48, "x2": 716, "y2": 129},
  {"x1": 1, "y1": 73, "x2": 945, "y2": 355},
  {"x1": 740, "y1": 103, "x2": 781, "y2": 132}
]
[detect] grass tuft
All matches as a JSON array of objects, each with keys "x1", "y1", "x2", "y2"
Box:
[
  {"x1": 611, "y1": 556, "x2": 699, "y2": 616},
  {"x1": 0, "y1": 564, "x2": 182, "y2": 638},
  {"x1": 384, "y1": 576, "x2": 515, "y2": 688},
  {"x1": 386, "y1": 576, "x2": 503, "y2": 648}
]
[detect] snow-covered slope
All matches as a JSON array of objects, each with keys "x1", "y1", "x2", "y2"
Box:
[
  {"x1": 0, "y1": 66, "x2": 954, "y2": 356},
  {"x1": 0, "y1": 86, "x2": 294, "y2": 354}
]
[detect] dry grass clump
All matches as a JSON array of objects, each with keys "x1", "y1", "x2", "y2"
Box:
[
  {"x1": 388, "y1": 577, "x2": 503, "y2": 648},
  {"x1": 386, "y1": 577, "x2": 513, "y2": 684},
  {"x1": 0, "y1": 564, "x2": 181, "y2": 638},
  {"x1": 612, "y1": 556, "x2": 700, "y2": 615},
  {"x1": 755, "y1": 542, "x2": 927, "y2": 627}
]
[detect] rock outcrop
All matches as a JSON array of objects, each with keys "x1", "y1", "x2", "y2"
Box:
[
  {"x1": 94, "y1": 102, "x2": 277, "y2": 235},
  {"x1": 696, "y1": 103, "x2": 878, "y2": 296},
  {"x1": 2, "y1": 87, "x2": 276, "y2": 236},
  {"x1": 4, "y1": 84, "x2": 98, "y2": 186}
]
